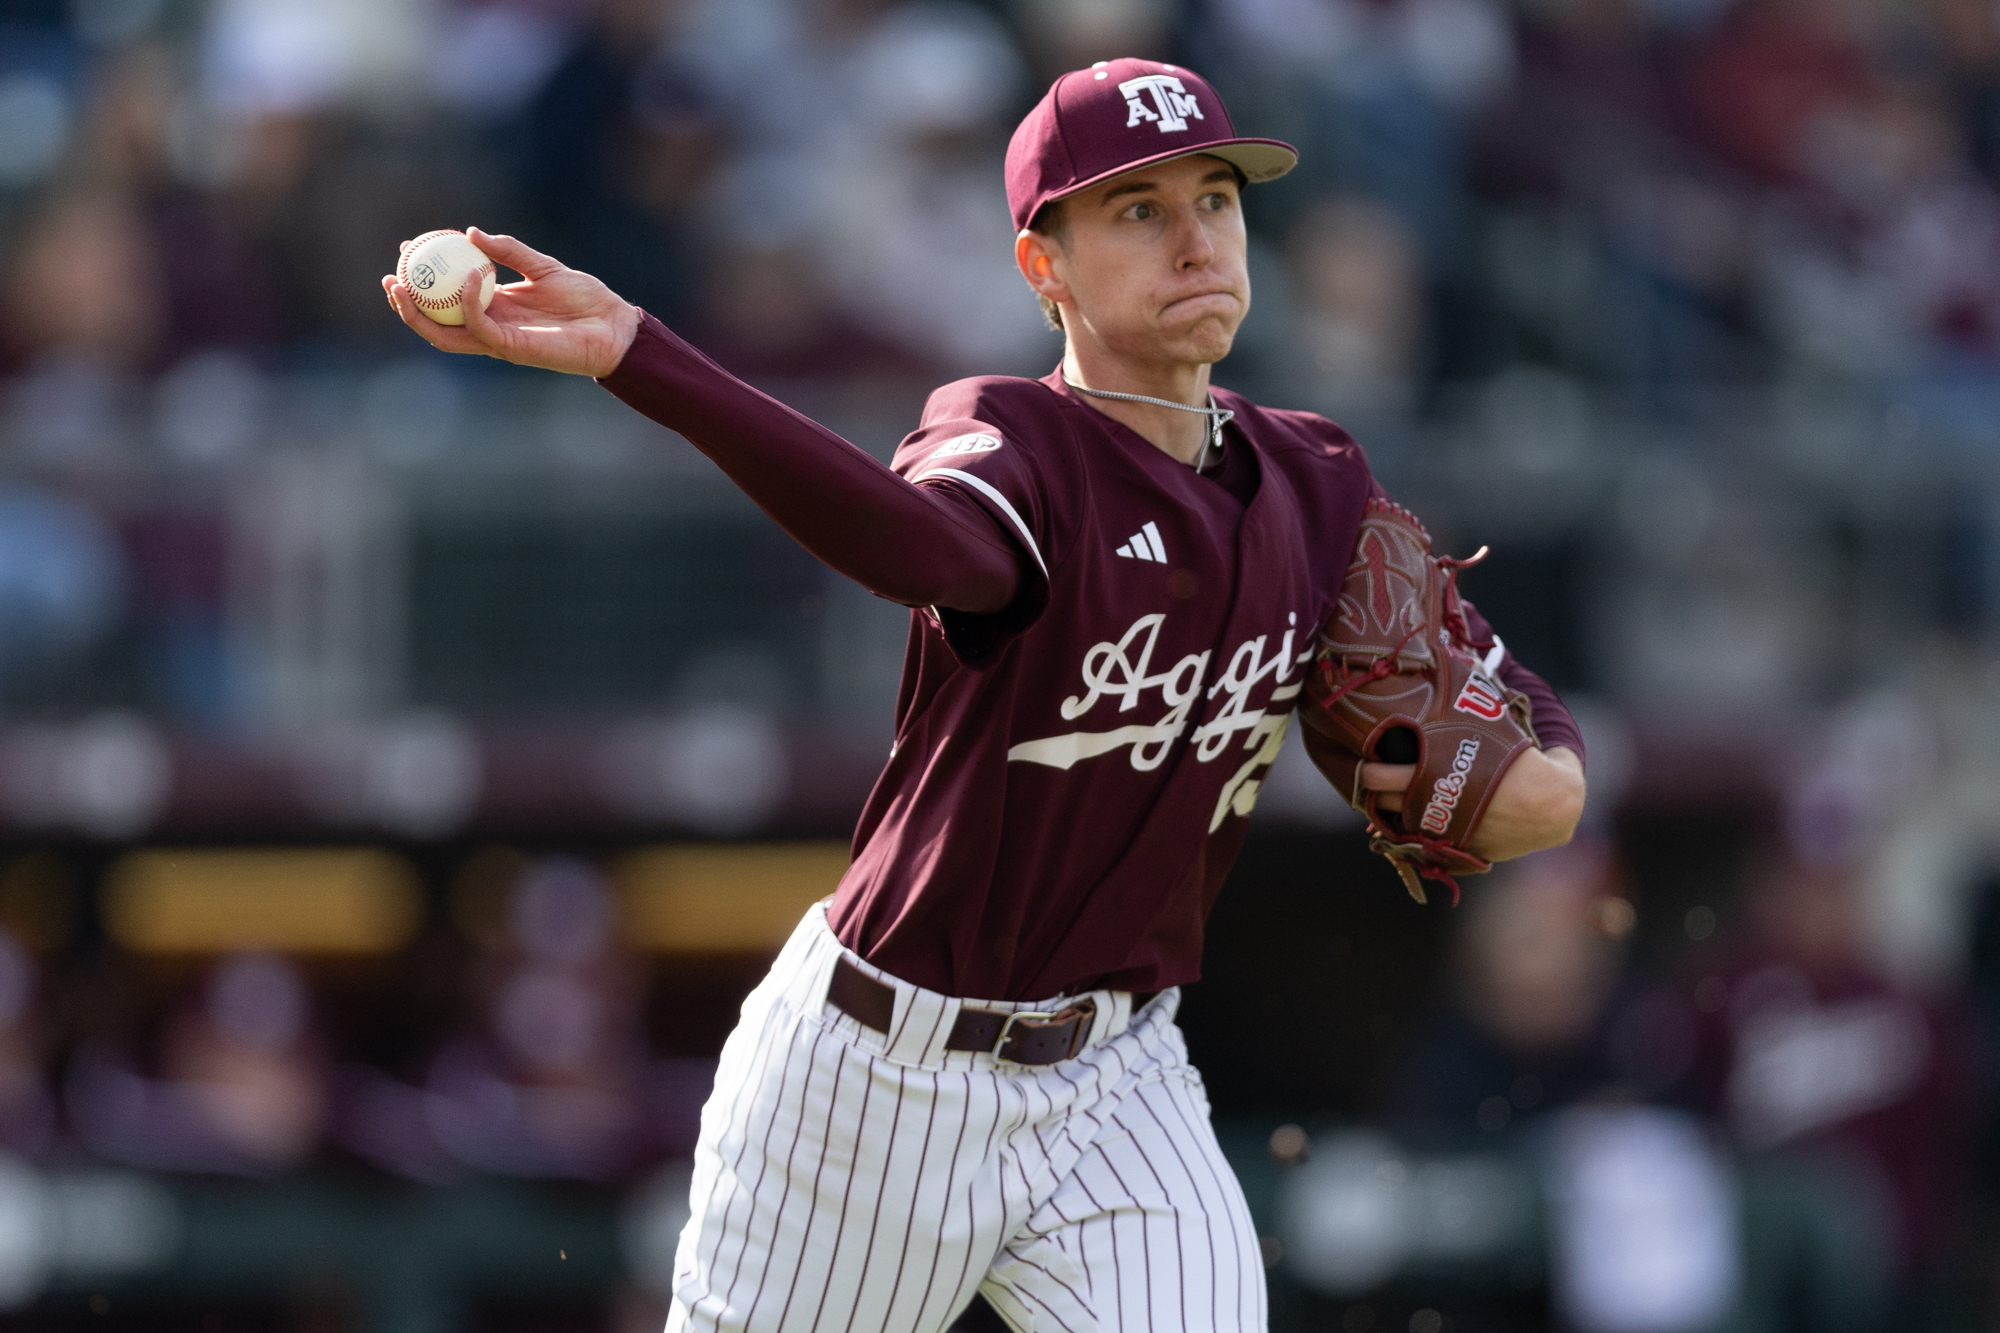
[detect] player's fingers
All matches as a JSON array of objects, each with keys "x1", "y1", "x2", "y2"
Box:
[
  {"x1": 389, "y1": 282, "x2": 482, "y2": 354},
  {"x1": 1359, "y1": 761, "x2": 1415, "y2": 791},
  {"x1": 386, "y1": 281, "x2": 423, "y2": 325},
  {"x1": 458, "y1": 271, "x2": 508, "y2": 354},
  {"x1": 387, "y1": 283, "x2": 444, "y2": 339},
  {"x1": 468, "y1": 227, "x2": 561, "y2": 280}
]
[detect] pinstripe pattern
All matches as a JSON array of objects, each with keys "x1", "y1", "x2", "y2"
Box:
[{"x1": 666, "y1": 904, "x2": 1265, "y2": 1333}]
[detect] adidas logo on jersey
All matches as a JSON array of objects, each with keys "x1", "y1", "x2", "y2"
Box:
[{"x1": 1115, "y1": 522, "x2": 1168, "y2": 563}]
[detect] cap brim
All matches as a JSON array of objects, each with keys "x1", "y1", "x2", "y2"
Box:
[
  {"x1": 1042, "y1": 137, "x2": 1299, "y2": 215},
  {"x1": 1199, "y1": 140, "x2": 1299, "y2": 183}
]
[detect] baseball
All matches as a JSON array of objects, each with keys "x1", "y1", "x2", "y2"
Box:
[{"x1": 397, "y1": 229, "x2": 496, "y2": 326}]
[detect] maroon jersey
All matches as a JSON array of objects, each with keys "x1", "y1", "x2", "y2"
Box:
[
  {"x1": 827, "y1": 374, "x2": 1572, "y2": 1000},
  {"x1": 599, "y1": 319, "x2": 1580, "y2": 1003}
]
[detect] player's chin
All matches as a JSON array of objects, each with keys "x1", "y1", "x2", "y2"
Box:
[
  {"x1": 1157, "y1": 302, "x2": 1239, "y2": 349},
  {"x1": 1158, "y1": 321, "x2": 1238, "y2": 366}
]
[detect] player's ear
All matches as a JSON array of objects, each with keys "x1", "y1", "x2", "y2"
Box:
[{"x1": 1016, "y1": 229, "x2": 1070, "y2": 306}]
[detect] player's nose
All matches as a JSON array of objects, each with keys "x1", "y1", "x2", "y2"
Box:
[{"x1": 1173, "y1": 210, "x2": 1216, "y2": 269}]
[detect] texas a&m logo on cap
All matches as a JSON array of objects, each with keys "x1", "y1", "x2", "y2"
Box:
[{"x1": 1120, "y1": 73, "x2": 1204, "y2": 134}]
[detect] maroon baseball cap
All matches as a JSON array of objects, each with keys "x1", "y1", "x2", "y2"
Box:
[{"x1": 1005, "y1": 58, "x2": 1297, "y2": 234}]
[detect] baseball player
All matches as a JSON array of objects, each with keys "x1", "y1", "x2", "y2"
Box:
[{"x1": 386, "y1": 59, "x2": 1585, "y2": 1333}]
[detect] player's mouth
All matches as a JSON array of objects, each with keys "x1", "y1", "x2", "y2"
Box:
[{"x1": 1160, "y1": 289, "x2": 1242, "y2": 318}]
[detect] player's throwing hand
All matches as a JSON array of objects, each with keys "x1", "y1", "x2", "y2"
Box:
[{"x1": 381, "y1": 228, "x2": 641, "y2": 379}]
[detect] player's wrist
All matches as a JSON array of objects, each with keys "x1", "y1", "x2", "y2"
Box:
[
  {"x1": 594, "y1": 300, "x2": 645, "y2": 379},
  {"x1": 1472, "y1": 748, "x2": 1587, "y2": 861}
]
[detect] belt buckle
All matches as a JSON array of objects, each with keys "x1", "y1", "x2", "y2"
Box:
[
  {"x1": 993, "y1": 1001, "x2": 1095, "y2": 1063},
  {"x1": 993, "y1": 1009, "x2": 1060, "y2": 1060}
]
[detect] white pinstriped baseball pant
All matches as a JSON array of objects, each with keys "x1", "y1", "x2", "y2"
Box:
[{"x1": 665, "y1": 904, "x2": 1267, "y2": 1333}]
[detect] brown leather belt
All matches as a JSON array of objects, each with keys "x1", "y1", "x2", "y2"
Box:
[{"x1": 826, "y1": 958, "x2": 1101, "y2": 1066}]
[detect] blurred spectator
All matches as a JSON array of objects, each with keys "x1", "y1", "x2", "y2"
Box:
[
  {"x1": 1673, "y1": 848, "x2": 1980, "y2": 1323},
  {"x1": 0, "y1": 484, "x2": 125, "y2": 704},
  {"x1": 1388, "y1": 841, "x2": 1632, "y2": 1136},
  {"x1": 430, "y1": 1, "x2": 579, "y2": 125},
  {"x1": 427, "y1": 854, "x2": 647, "y2": 1177},
  {"x1": 0, "y1": 186, "x2": 164, "y2": 373},
  {"x1": 806, "y1": 2, "x2": 1051, "y2": 375},
  {"x1": 85, "y1": 44, "x2": 286, "y2": 355},
  {"x1": 69, "y1": 952, "x2": 329, "y2": 1174},
  {"x1": 1965, "y1": 867, "x2": 2000, "y2": 1267},
  {"x1": 1283, "y1": 197, "x2": 1426, "y2": 415},
  {"x1": 688, "y1": 239, "x2": 919, "y2": 377},
  {"x1": 1211, "y1": 0, "x2": 1515, "y2": 390},
  {"x1": 1481, "y1": 0, "x2": 1682, "y2": 209},
  {"x1": 1015, "y1": 0, "x2": 1173, "y2": 81},
  {"x1": 513, "y1": 0, "x2": 722, "y2": 328},
  {"x1": 194, "y1": 0, "x2": 494, "y2": 355},
  {"x1": 1478, "y1": 0, "x2": 1767, "y2": 386},
  {"x1": 0, "y1": 931, "x2": 53, "y2": 1156},
  {"x1": 1671, "y1": 0, "x2": 1879, "y2": 190},
  {"x1": 1935, "y1": 0, "x2": 2000, "y2": 183},
  {"x1": 1546, "y1": 1104, "x2": 1741, "y2": 1333},
  {"x1": 1216, "y1": 0, "x2": 1514, "y2": 276},
  {"x1": 123, "y1": 511, "x2": 231, "y2": 724},
  {"x1": 1753, "y1": 86, "x2": 2000, "y2": 384},
  {"x1": 245, "y1": 115, "x2": 492, "y2": 354},
  {"x1": 202, "y1": 0, "x2": 437, "y2": 118},
  {"x1": 340, "y1": 855, "x2": 675, "y2": 1182}
]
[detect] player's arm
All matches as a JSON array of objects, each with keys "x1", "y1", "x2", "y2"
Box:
[
  {"x1": 1363, "y1": 746, "x2": 1585, "y2": 862},
  {"x1": 1440, "y1": 596, "x2": 1585, "y2": 858},
  {"x1": 1442, "y1": 746, "x2": 1584, "y2": 860},
  {"x1": 382, "y1": 231, "x2": 1023, "y2": 614},
  {"x1": 1359, "y1": 610, "x2": 1587, "y2": 861}
]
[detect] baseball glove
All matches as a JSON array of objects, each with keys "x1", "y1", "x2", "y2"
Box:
[{"x1": 1298, "y1": 499, "x2": 1539, "y2": 905}]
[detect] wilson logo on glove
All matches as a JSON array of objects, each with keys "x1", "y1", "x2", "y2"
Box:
[
  {"x1": 1452, "y1": 674, "x2": 1508, "y2": 721},
  {"x1": 1420, "y1": 739, "x2": 1481, "y2": 835}
]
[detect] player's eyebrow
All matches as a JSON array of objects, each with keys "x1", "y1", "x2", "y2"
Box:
[
  {"x1": 1099, "y1": 166, "x2": 1241, "y2": 206},
  {"x1": 1099, "y1": 179, "x2": 1161, "y2": 204}
]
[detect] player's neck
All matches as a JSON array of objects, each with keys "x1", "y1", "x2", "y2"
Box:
[{"x1": 1060, "y1": 345, "x2": 1215, "y2": 467}]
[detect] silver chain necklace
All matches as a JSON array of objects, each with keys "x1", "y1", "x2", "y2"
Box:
[{"x1": 1062, "y1": 377, "x2": 1234, "y2": 471}]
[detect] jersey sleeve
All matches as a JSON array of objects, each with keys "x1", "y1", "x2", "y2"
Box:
[
  {"x1": 900, "y1": 410, "x2": 1064, "y2": 664},
  {"x1": 893, "y1": 409, "x2": 1056, "y2": 668},
  {"x1": 1457, "y1": 597, "x2": 1585, "y2": 766},
  {"x1": 596, "y1": 313, "x2": 1020, "y2": 615}
]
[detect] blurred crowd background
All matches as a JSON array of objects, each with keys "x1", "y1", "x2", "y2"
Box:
[{"x1": 0, "y1": 0, "x2": 1998, "y2": 1329}]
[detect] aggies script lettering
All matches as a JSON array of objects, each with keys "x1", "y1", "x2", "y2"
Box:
[{"x1": 1008, "y1": 610, "x2": 1313, "y2": 832}]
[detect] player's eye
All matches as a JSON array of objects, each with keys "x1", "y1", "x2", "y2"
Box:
[
  {"x1": 1202, "y1": 192, "x2": 1232, "y2": 211},
  {"x1": 1124, "y1": 201, "x2": 1155, "y2": 221}
]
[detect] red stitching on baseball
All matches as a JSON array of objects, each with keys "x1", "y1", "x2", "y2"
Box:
[{"x1": 397, "y1": 230, "x2": 494, "y2": 311}]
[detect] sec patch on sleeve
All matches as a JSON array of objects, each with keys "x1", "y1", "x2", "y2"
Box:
[{"x1": 931, "y1": 432, "x2": 1003, "y2": 459}]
